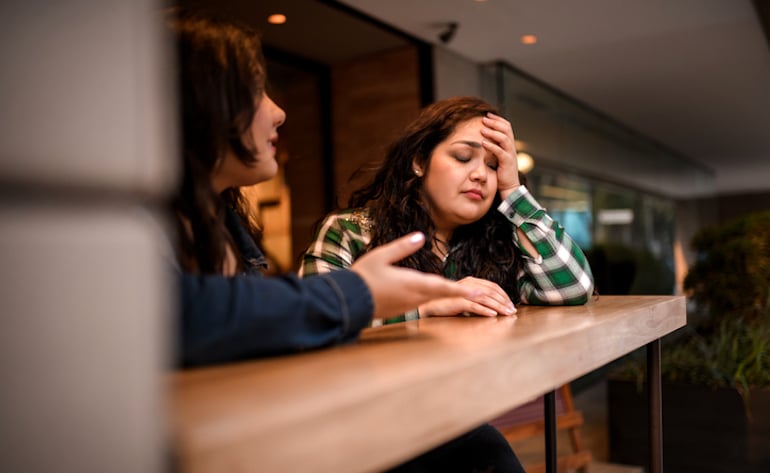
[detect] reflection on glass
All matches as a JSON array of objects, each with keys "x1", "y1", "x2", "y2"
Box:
[
  {"x1": 527, "y1": 167, "x2": 675, "y2": 295},
  {"x1": 527, "y1": 171, "x2": 593, "y2": 250}
]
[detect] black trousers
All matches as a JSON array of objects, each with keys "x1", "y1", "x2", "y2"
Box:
[{"x1": 386, "y1": 423, "x2": 526, "y2": 473}]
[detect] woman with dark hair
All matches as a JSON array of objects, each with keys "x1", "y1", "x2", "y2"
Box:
[
  {"x1": 301, "y1": 96, "x2": 594, "y2": 324},
  {"x1": 168, "y1": 12, "x2": 474, "y2": 368}
]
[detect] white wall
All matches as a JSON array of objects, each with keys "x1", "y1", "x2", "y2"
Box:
[{"x1": 0, "y1": 1, "x2": 173, "y2": 472}]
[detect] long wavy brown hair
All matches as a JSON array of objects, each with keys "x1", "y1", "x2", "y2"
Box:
[
  {"x1": 349, "y1": 96, "x2": 522, "y2": 300},
  {"x1": 168, "y1": 11, "x2": 264, "y2": 273}
]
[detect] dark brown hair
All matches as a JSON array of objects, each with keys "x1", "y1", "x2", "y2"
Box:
[{"x1": 168, "y1": 11, "x2": 265, "y2": 273}]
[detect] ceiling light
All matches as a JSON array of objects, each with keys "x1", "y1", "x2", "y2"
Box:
[
  {"x1": 268, "y1": 14, "x2": 286, "y2": 25},
  {"x1": 521, "y1": 34, "x2": 537, "y2": 45},
  {"x1": 517, "y1": 152, "x2": 534, "y2": 173}
]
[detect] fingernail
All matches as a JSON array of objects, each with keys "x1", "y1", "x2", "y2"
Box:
[{"x1": 409, "y1": 232, "x2": 425, "y2": 244}]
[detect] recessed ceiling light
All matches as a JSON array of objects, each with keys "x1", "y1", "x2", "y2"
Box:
[
  {"x1": 521, "y1": 34, "x2": 537, "y2": 45},
  {"x1": 268, "y1": 14, "x2": 286, "y2": 25}
]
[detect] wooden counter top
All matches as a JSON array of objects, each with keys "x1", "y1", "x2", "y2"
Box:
[{"x1": 170, "y1": 295, "x2": 685, "y2": 473}]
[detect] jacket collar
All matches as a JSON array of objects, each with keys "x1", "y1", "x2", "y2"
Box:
[{"x1": 224, "y1": 206, "x2": 269, "y2": 273}]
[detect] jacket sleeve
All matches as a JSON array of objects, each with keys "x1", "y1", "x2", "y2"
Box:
[
  {"x1": 497, "y1": 185, "x2": 595, "y2": 305},
  {"x1": 178, "y1": 269, "x2": 373, "y2": 367}
]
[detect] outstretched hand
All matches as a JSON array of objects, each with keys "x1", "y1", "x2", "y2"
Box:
[{"x1": 351, "y1": 232, "x2": 479, "y2": 321}]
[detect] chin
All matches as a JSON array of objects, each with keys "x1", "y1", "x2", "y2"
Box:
[
  {"x1": 454, "y1": 213, "x2": 485, "y2": 226},
  {"x1": 257, "y1": 162, "x2": 279, "y2": 182},
  {"x1": 458, "y1": 206, "x2": 488, "y2": 221}
]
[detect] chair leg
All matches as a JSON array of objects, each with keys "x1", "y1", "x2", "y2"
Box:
[{"x1": 560, "y1": 384, "x2": 590, "y2": 473}]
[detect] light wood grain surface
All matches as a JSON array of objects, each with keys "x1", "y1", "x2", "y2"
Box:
[{"x1": 170, "y1": 295, "x2": 685, "y2": 473}]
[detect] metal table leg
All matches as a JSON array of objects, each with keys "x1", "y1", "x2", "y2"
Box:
[
  {"x1": 545, "y1": 389, "x2": 557, "y2": 473},
  {"x1": 647, "y1": 339, "x2": 663, "y2": 473}
]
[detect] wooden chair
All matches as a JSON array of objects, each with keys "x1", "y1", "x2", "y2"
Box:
[{"x1": 490, "y1": 384, "x2": 591, "y2": 473}]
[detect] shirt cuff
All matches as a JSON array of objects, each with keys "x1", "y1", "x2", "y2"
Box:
[{"x1": 497, "y1": 185, "x2": 544, "y2": 227}]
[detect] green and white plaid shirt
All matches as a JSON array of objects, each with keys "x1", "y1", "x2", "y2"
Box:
[{"x1": 300, "y1": 186, "x2": 594, "y2": 323}]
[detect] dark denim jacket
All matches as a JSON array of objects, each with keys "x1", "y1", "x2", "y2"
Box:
[{"x1": 177, "y1": 209, "x2": 373, "y2": 367}]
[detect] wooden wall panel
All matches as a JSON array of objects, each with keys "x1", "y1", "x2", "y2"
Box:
[{"x1": 331, "y1": 46, "x2": 422, "y2": 207}]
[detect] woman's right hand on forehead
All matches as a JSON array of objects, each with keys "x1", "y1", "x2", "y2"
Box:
[
  {"x1": 480, "y1": 113, "x2": 521, "y2": 200},
  {"x1": 351, "y1": 232, "x2": 479, "y2": 321}
]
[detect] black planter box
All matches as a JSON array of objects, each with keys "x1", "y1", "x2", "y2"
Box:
[{"x1": 608, "y1": 379, "x2": 770, "y2": 473}]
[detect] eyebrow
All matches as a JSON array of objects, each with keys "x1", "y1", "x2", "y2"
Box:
[{"x1": 451, "y1": 140, "x2": 482, "y2": 149}]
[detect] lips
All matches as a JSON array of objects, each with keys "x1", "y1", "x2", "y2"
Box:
[{"x1": 463, "y1": 189, "x2": 484, "y2": 200}]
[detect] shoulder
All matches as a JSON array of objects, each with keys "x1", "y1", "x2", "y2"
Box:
[
  {"x1": 304, "y1": 208, "x2": 373, "y2": 270},
  {"x1": 320, "y1": 208, "x2": 373, "y2": 239}
]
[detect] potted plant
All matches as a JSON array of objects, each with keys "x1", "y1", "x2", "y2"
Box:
[{"x1": 607, "y1": 210, "x2": 770, "y2": 473}]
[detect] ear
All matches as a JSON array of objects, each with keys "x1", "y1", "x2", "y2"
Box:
[{"x1": 412, "y1": 159, "x2": 423, "y2": 177}]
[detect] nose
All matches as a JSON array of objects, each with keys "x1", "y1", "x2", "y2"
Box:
[
  {"x1": 469, "y1": 160, "x2": 488, "y2": 182},
  {"x1": 274, "y1": 103, "x2": 286, "y2": 128},
  {"x1": 265, "y1": 94, "x2": 286, "y2": 127}
]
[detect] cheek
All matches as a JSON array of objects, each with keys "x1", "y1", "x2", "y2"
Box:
[
  {"x1": 251, "y1": 124, "x2": 264, "y2": 144},
  {"x1": 250, "y1": 115, "x2": 268, "y2": 142},
  {"x1": 423, "y1": 176, "x2": 447, "y2": 205}
]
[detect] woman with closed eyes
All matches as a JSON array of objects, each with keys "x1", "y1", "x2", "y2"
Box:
[{"x1": 301, "y1": 96, "x2": 594, "y2": 326}]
